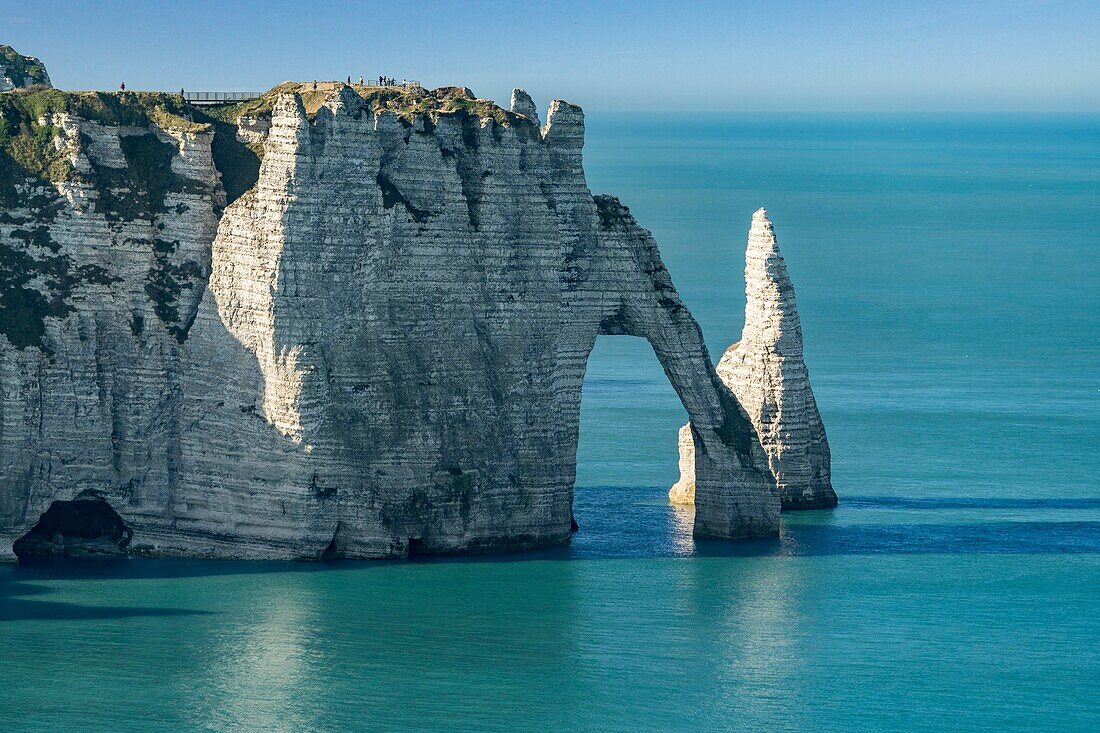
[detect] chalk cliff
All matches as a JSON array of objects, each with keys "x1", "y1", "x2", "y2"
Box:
[
  {"x1": 1, "y1": 79, "x2": 778, "y2": 560},
  {"x1": 0, "y1": 46, "x2": 51, "y2": 90},
  {"x1": 671, "y1": 209, "x2": 836, "y2": 510},
  {"x1": 509, "y1": 88, "x2": 539, "y2": 126}
]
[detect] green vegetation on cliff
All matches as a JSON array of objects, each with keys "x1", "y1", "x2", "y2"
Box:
[
  {"x1": 0, "y1": 89, "x2": 219, "y2": 351},
  {"x1": 209, "y1": 82, "x2": 529, "y2": 128},
  {"x1": 0, "y1": 45, "x2": 51, "y2": 88},
  {"x1": 0, "y1": 89, "x2": 203, "y2": 204},
  {"x1": 0, "y1": 229, "x2": 115, "y2": 351}
]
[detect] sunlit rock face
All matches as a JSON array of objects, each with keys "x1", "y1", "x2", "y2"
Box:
[
  {"x1": 1, "y1": 84, "x2": 778, "y2": 560},
  {"x1": 671, "y1": 209, "x2": 836, "y2": 510},
  {"x1": 509, "y1": 88, "x2": 539, "y2": 125},
  {"x1": 0, "y1": 45, "x2": 51, "y2": 90}
]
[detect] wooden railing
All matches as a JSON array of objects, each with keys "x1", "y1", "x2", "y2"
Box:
[
  {"x1": 182, "y1": 91, "x2": 261, "y2": 105},
  {"x1": 363, "y1": 80, "x2": 422, "y2": 89},
  {"x1": 180, "y1": 81, "x2": 423, "y2": 106}
]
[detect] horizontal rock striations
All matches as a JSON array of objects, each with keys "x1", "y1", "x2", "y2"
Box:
[
  {"x1": 671, "y1": 209, "x2": 836, "y2": 510},
  {"x1": 0, "y1": 89, "x2": 230, "y2": 559},
  {"x1": 1, "y1": 80, "x2": 778, "y2": 560},
  {"x1": 0, "y1": 45, "x2": 51, "y2": 90}
]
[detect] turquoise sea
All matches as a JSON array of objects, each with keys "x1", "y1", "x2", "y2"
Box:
[{"x1": 2, "y1": 114, "x2": 1098, "y2": 732}]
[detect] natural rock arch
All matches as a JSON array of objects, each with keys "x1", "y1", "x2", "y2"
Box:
[{"x1": 1, "y1": 84, "x2": 779, "y2": 559}]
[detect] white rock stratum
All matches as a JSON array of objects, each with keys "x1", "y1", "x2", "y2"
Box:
[
  {"x1": 670, "y1": 208, "x2": 836, "y2": 510},
  {"x1": 509, "y1": 88, "x2": 539, "y2": 126},
  {"x1": 1, "y1": 83, "x2": 779, "y2": 559}
]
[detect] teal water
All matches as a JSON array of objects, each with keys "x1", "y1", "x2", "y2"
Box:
[{"x1": 2, "y1": 115, "x2": 1098, "y2": 732}]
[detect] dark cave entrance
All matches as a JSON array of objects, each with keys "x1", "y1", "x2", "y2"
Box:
[{"x1": 13, "y1": 491, "x2": 133, "y2": 562}]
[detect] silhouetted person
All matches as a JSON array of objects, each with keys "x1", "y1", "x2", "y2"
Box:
[{"x1": 120, "y1": 82, "x2": 126, "y2": 91}]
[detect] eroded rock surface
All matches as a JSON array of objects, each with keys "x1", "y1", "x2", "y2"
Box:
[
  {"x1": 13, "y1": 490, "x2": 132, "y2": 559},
  {"x1": 1, "y1": 83, "x2": 778, "y2": 560},
  {"x1": 0, "y1": 45, "x2": 51, "y2": 90},
  {"x1": 509, "y1": 88, "x2": 539, "y2": 125},
  {"x1": 671, "y1": 209, "x2": 836, "y2": 510}
]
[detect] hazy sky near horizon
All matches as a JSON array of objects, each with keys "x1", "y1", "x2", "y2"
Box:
[{"x1": 5, "y1": 0, "x2": 1098, "y2": 112}]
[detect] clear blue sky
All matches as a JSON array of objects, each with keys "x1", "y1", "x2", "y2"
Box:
[{"x1": 5, "y1": 0, "x2": 1098, "y2": 112}]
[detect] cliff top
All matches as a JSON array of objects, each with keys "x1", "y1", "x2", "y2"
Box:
[
  {"x1": 0, "y1": 87, "x2": 204, "y2": 131},
  {"x1": 0, "y1": 81, "x2": 549, "y2": 206},
  {"x1": 1, "y1": 81, "x2": 534, "y2": 136},
  {"x1": 207, "y1": 81, "x2": 529, "y2": 128},
  {"x1": 0, "y1": 89, "x2": 211, "y2": 205},
  {"x1": 0, "y1": 45, "x2": 51, "y2": 90}
]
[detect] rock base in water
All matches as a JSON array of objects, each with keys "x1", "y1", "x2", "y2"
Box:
[{"x1": 672, "y1": 209, "x2": 837, "y2": 510}]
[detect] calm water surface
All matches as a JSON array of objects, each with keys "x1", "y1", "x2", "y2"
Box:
[{"x1": 2, "y1": 114, "x2": 1098, "y2": 731}]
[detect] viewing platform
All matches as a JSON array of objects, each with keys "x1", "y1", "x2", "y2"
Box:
[
  {"x1": 183, "y1": 91, "x2": 261, "y2": 106},
  {"x1": 182, "y1": 80, "x2": 422, "y2": 106}
]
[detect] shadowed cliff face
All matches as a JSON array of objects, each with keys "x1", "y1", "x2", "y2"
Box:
[
  {"x1": 0, "y1": 83, "x2": 778, "y2": 560},
  {"x1": 0, "y1": 87, "x2": 227, "y2": 560}
]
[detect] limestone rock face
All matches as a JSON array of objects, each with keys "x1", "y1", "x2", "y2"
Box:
[
  {"x1": 509, "y1": 88, "x2": 539, "y2": 126},
  {"x1": 0, "y1": 98, "x2": 225, "y2": 560},
  {"x1": 13, "y1": 490, "x2": 132, "y2": 560},
  {"x1": 0, "y1": 45, "x2": 51, "y2": 90},
  {"x1": 671, "y1": 209, "x2": 836, "y2": 510},
  {"x1": 668, "y1": 424, "x2": 697, "y2": 504},
  {"x1": 1, "y1": 84, "x2": 779, "y2": 560}
]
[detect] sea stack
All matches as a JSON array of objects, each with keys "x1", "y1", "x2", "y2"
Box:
[
  {"x1": 671, "y1": 208, "x2": 837, "y2": 510},
  {"x1": 509, "y1": 88, "x2": 540, "y2": 125},
  {"x1": 0, "y1": 45, "x2": 51, "y2": 90}
]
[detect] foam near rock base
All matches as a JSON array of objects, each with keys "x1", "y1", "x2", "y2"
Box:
[{"x1": 671, "y1": 208, "x2": 837, "y2": 510}]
